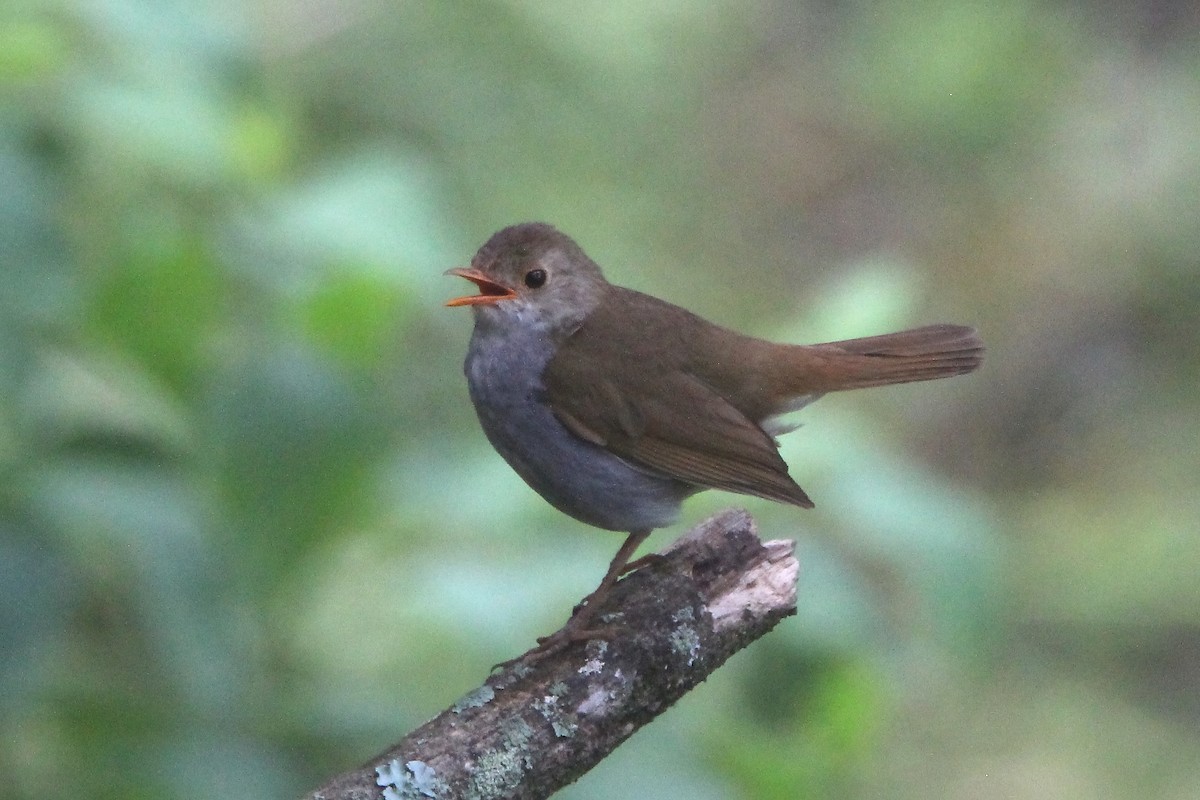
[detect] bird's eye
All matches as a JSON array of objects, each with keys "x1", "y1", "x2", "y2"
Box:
[{"x1": 524, "y1": 269, "x2": 547, "y2": 289}]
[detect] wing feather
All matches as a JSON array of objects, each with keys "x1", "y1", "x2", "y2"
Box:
[{"x1": 543, "y1": 314, "x2": 814, "y2": 508}]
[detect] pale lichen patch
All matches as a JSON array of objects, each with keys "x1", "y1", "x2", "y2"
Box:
[
  {"x1": 668, "y1": 623, "x2": 701, "y2": 666},
  {"x1": 375, "y1": 758, "x2": 443, "y2": 799},
  {"x1": 463, "y1": 718, "x2": 535, "y2": 800},
  {"x1": 451, "y1": 684, "x2": 495, "y2": 713},
  {"x1": 576, "y1": 686, "x2": 612, "y2": 716},
  {"x1": 534, "y1": 692, "x2": 579, "y2": 737}
]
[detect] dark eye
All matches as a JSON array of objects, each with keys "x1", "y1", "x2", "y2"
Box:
[{"x1": 524, "y1": 269, "x2": 547, "y2": 288}]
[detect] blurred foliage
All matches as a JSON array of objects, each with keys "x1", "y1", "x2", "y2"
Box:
[{"x1": 2, "y1": 1, "x2": 1199, "y2": 798}]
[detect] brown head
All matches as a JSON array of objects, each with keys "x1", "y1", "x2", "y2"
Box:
[{"x1": 445, "y1": 222, "x2": 610, "y2": 335}]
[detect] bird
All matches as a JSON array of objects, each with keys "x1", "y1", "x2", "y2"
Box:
[{"x1": 446, "y1": 221, "x2": 983, "y2": 660}]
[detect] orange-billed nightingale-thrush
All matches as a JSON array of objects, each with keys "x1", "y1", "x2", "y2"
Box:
[{"x1": 446, "y1": 222, "x2": 983, "y2": 661}]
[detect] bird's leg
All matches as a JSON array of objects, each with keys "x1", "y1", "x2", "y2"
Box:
[
  {"x1": 553, "y1": 528, "x2": 651, "y2": 632},
  {"x1": 495, "y1": 529, "x2": 651, "y2": 669}
]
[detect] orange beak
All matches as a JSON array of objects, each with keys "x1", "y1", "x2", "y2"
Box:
[{"x1": 444, "y1": 267, "x2": 519, "y2": 307}]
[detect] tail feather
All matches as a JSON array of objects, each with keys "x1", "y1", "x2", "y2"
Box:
[{"x1": 801, "y1": 324, "x2": 983, "y2": 392}]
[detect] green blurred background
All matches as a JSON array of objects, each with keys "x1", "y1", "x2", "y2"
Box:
[{"x1": 3, "y1": 1, "x2": 1198, "y2": 798}]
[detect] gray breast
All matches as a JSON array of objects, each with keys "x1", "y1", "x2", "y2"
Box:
[{"x1": 463, "y1": 326, "x2": 690, "y2": 532}]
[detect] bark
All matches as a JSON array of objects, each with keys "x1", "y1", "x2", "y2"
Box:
[{"x1": 306, "y1": 508, "x2": 798, "y2": 800}]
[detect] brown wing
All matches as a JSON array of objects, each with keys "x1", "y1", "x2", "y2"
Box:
[{"x1": 542, "y1": 290, "x2": 813, "y2": 508}]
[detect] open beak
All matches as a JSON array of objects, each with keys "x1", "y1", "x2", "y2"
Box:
[{"x1": 444, "y1": 267, "x2": 518, "y2": 307}]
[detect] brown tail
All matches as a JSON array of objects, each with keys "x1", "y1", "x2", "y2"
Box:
[{"x1": 796, "y1": 324, "x2": 983, "y2": 392}]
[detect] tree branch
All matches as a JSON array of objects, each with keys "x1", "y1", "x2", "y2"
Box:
[{"x1": 306, "y1": 508, "x2": 798, "y2": 800}]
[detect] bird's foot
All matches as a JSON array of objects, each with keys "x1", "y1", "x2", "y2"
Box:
[
  {"x1": 491, "y1": 620, "x2": 616, "y2": 671},
  {"x1": 491, "y1": 594, "x2": 619, "y2": 671},
  {"x1": 492, "y1": 529, "x2": 652, "y2": 672},
  {"x1": 619, "y1": 551, "x2": 666, "y2": 575}
]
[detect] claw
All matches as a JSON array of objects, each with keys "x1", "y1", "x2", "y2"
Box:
[
  {"x1": 619, "y1": 552, "x2": 666, "y2": 575},
  {"x1": 490, "y1": 529, "x2": 652, "y2": 672}
]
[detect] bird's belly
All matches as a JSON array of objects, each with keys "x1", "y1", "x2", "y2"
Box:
[{"x1": 465, "y1": 345, "x2": 689, "y2": 532}]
